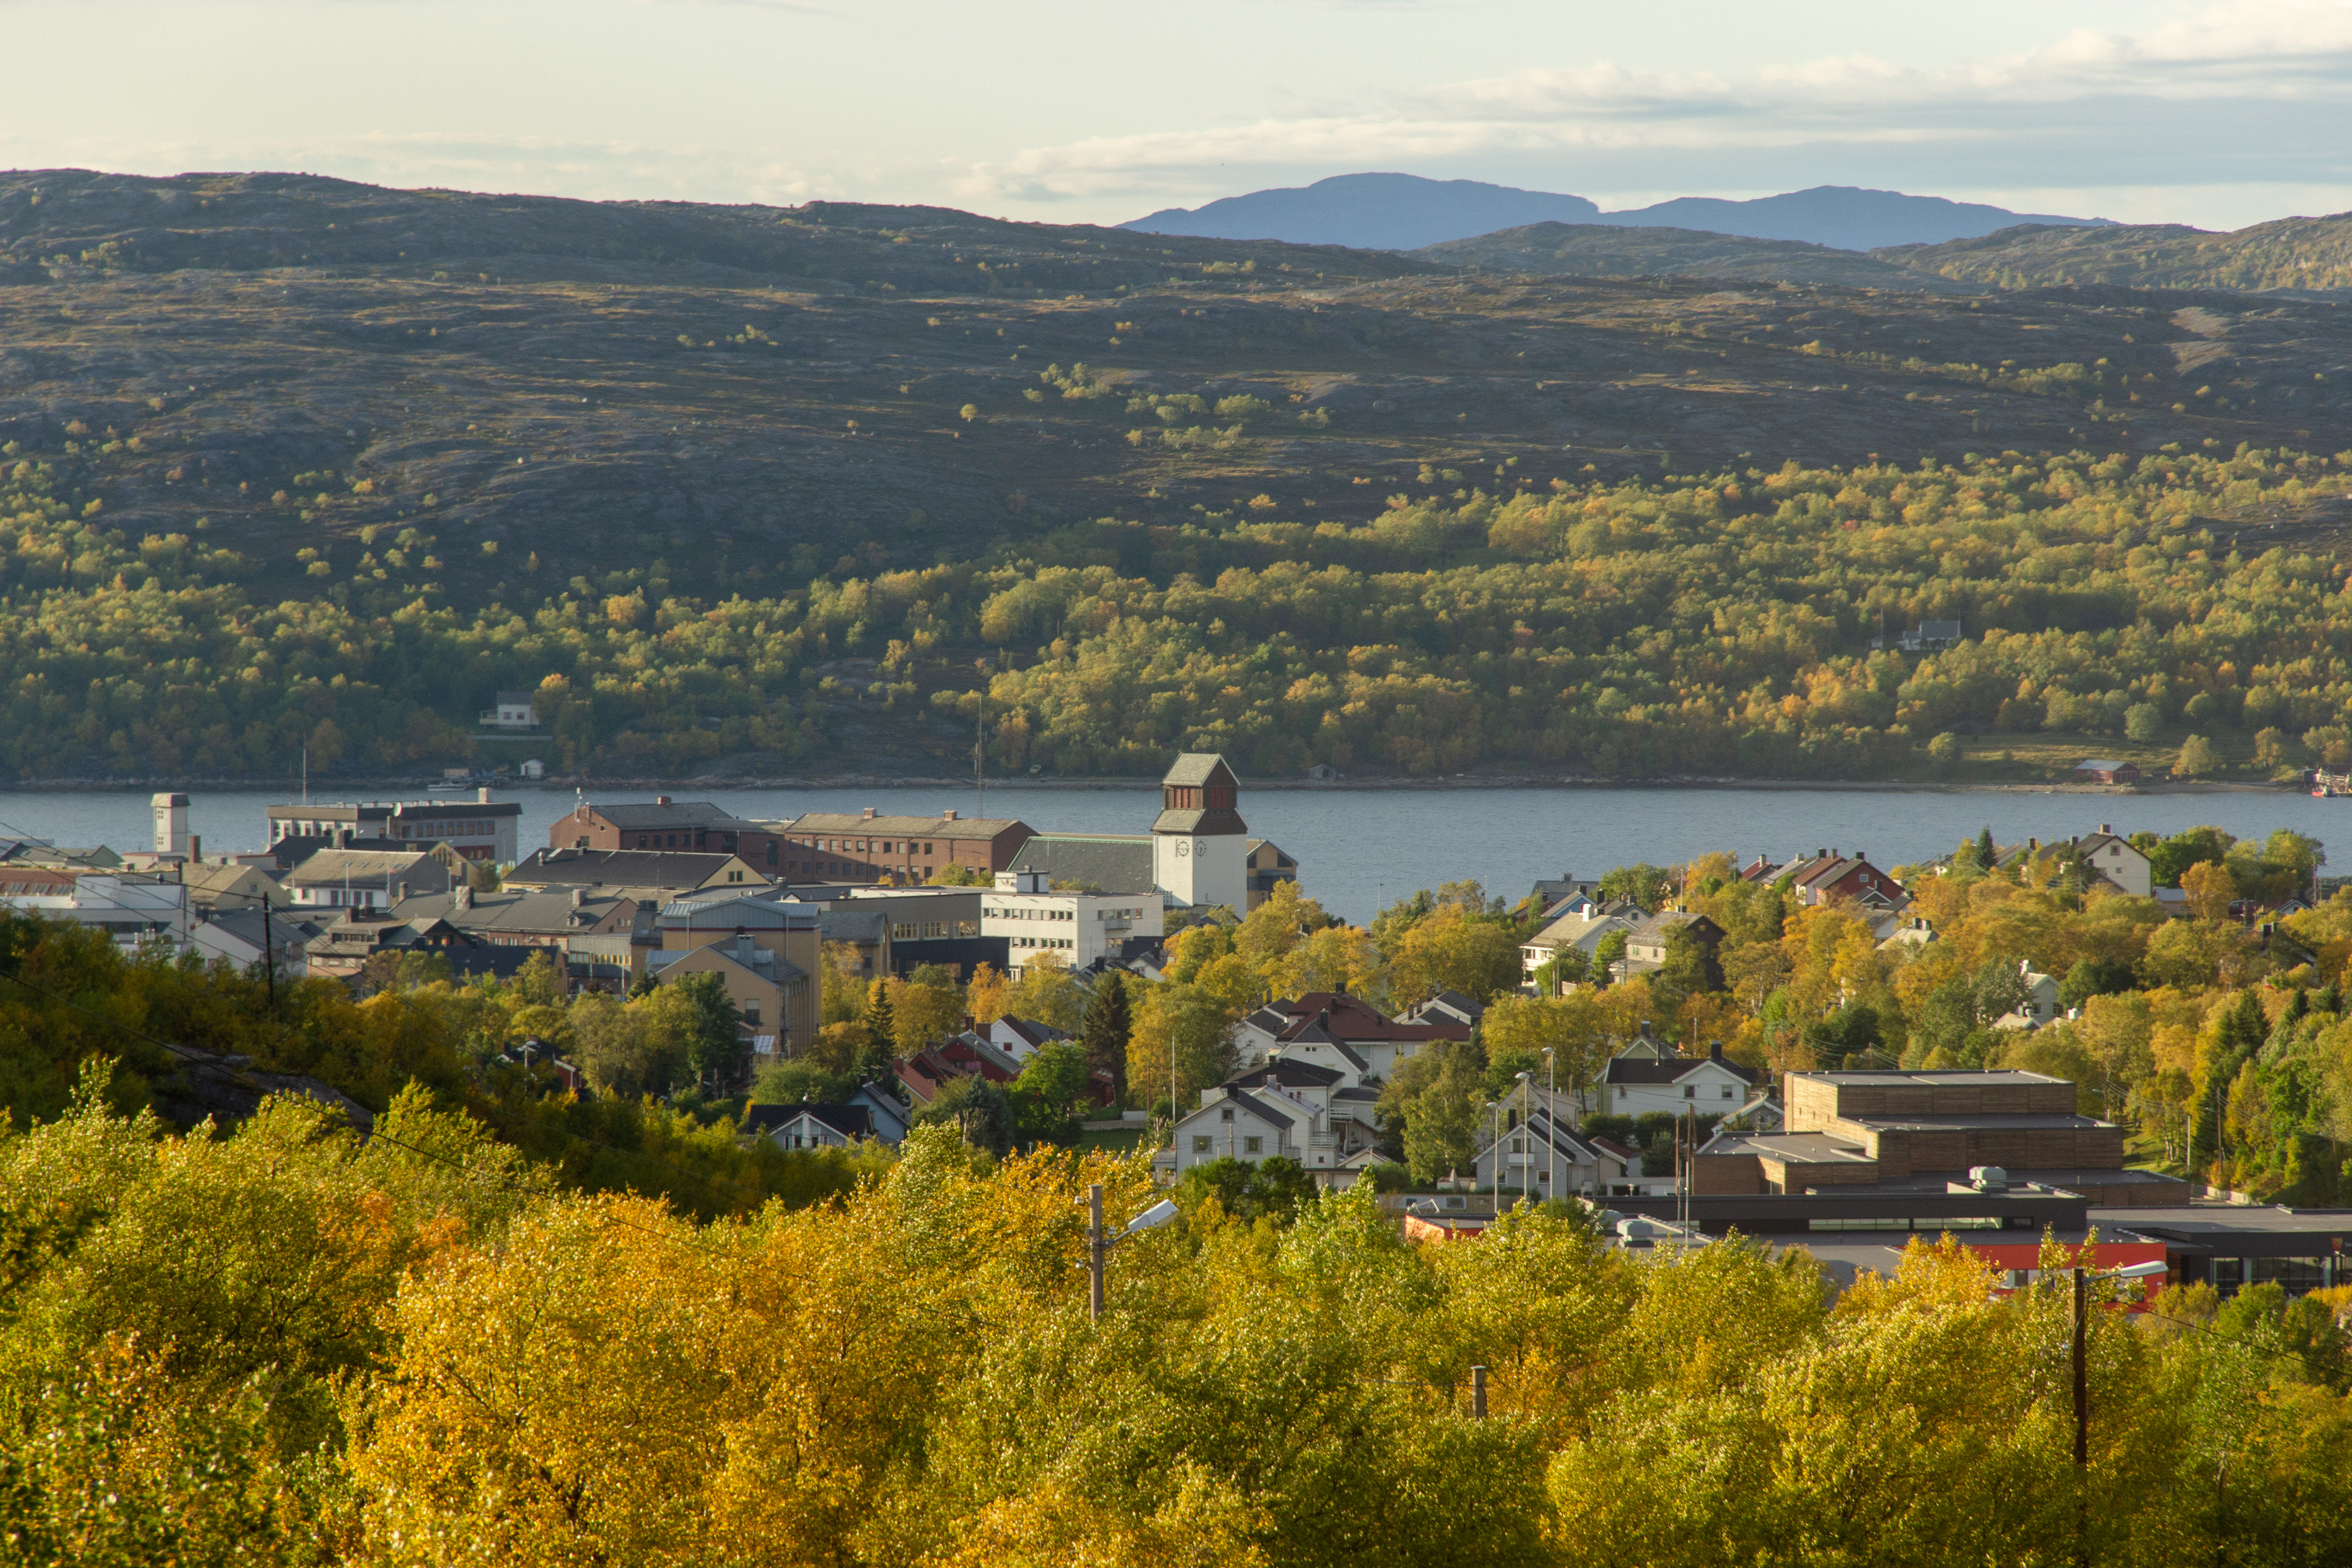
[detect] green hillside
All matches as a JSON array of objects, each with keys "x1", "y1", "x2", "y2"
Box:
[{"x1": 1879, "y1": 213, "x2": 2352, "y2": 294}]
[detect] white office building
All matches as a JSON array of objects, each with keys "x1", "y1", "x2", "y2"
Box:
[{"x1": 982, "y1": 870, "x2": 1161, "y2": 973}]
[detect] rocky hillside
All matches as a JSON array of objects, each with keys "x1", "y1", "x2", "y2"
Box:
[
  {"x1": 1415, "y1": 222, "x2": 1975, "y2": 293},
  {"x1": 1879, "y1": 213, "x2": 2352, "y2": 294},
  {"x1": 0, "y1": 171, "x2": 2347, "y2": 618}
]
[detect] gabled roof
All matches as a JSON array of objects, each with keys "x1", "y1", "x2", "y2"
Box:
[
  {"x1": 995, "y1": 1015, "x2": 1070, "y2": 1049},
  {"x1": 1275, "y1": 1020, "x2": 1370, "y2": 1073},
  {"x1": 1274, "y1": 992, "x2": 1468, "y2": 1044},
  {"x1": 1161, "y1": 753, "x2": 1235, "y2": 787},
  {"x1": 744, "y1": 1102, "x2": 873, "y2": 1140},
  {"x1": 1603, "y1": 1053, "x2": 1759, "y2": 1086},
  {"x1": 1007, "y1": 835, "x2": 1155, "y2": 896},
  {"x1": 1625, "y1": 910, "x2": 1723, "y2": 946},
  {"x1": 2073, "y1": 760, "x2": 2133, "y2": 773},
  {"x1": 283, "y1": 848, "x2": 440, "y2": 887},
  {"x1": 1227, "y1": 1059, "x2": 1345, "y2": 1091}
]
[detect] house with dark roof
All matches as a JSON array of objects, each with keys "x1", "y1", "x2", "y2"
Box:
[
  {"x1": 1613, "y1": 911, "x2": 1726, "y2": 987},
  {"x1": 746, "y1": 1100, "x2": 877, "y2": 1150},
  {"x1": 2073, "y1": 760, "x2": 2142, "y2": 786},
  {"x1": 1238, "y1": 992, "x2": 1471, "y2": 1080},
  {"x1": 1401, "y1": 991, "x2": 1485, "y2": 1029},
  {"x1": 507, "y1": 846, "x2": 767, "y2": 896},
  {"x1": 1473, "y1": 1108, "x2": 1642, "y2": 1199},
  {"x1": 988, "y1": 1015, "x2": 1070, "y2": 1063},
  {"x1": 1601, "y1": 1040, "x2": 1759, "y2": 1118},
  {"x1": 1168, "y1": 1065, "x2": 1382, "y2": 1186}
]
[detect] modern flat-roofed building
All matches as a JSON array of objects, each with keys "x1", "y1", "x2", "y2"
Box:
[
  {"x1": 981, "y1": 870, "x2": 1161, "y2": 975},
  {"x1": 268, "y1": 794, "x2": 521, "y2": 864}
]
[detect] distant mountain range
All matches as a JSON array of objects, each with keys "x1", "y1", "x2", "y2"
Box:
[{"x1": 1125, "y1": 173, "x2": 2107, "y2": 253}]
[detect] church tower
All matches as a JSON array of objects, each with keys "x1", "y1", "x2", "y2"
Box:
[{"x1": 1152, "y1": 753, "x2": 1248, "y2": 912}]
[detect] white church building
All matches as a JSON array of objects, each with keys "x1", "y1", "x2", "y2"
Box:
[{"x1": 998, "y1": 752, "x2": 1283, "y2": 924}]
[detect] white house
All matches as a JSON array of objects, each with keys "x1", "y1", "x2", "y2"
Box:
[
  {"x1": 745, "y1": 1084, "x2": 909, "y2": 1150},
  {"x1": 192, "y1": 908, "x2": 320, "y2": 976},
  {"x1": 1599, "y1": 1039, "x2": 1759, "y2": 1117},
  {"x1": 1170, "y1": 1056, "x2": 1386, "y2": 1185},
  {"x1": 1521, "y1": 903, "x2": 1645, "y2": 986},
  {"x1": 988, "y1": 1014, "x2": 1070, "y2": 1063},
  {"x1": 983, "y1": 871, "x2": 1161, "y2": 974},
  {"x1": 482, "y1": 690, "x2": 539, "y2": 730},
  {"x1": 1232, "y1": 992, "x2": 1472, "y2": 1081},
  {"x1": 2076, "y1": 826, "x2": 2153, "y2": 899},
  {"x1": 1471, "y1": 1110, "x2": 1648, "y2": 1199},
  {"x1": 1991, "y1": 961, "x2": 2063, "y2": 1030}
]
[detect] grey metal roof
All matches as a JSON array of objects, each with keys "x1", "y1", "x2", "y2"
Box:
[
  {"x1": 1603, "y1": 1055, "x2": 1759, "y2": 1086},
  {"x1": 511, "y1": 847, "x2": 754, "y2": 889},
  {"x1": 1161, "y1": 753, "x2": 1234, "y2": 787},
  {"x1": 1226, "y1": 1059, "x2": 1344, "y2": 1090},
  {"x1": 1007, "y1": 834, "x2": 1155, "y2": 896}
]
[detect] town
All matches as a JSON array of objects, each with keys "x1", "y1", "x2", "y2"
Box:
[{"x1": 5, "y1": 753, "x2": 2348, "y2": 1312}]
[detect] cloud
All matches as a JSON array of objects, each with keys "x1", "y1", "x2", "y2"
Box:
[{"x1": 957, "y1": 0, "x2": 2352, "y2": 221}]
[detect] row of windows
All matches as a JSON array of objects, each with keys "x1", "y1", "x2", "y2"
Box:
[
  {"x1": 889, "y1": 921, "x2": 978, "y2": 940},
  {"x1": 1192, "y1": 1135, "x2": 1266, "y2": 1155},
  {"x1": 1614, "y1": 1084, "x2": 1740, "y2": 1101},
  {"x1": 395, "y1": 820, "x2": 495, "y2": 839},
  {"x1": 1012, "y1": 936, "x2": 1072, "y2": 949},
  {"x1": 801, "y1": 838, "x2": 936, "y2": 855},
  {"x1": 985, "y1": 906, "x2": 1073, "y2": 921}
]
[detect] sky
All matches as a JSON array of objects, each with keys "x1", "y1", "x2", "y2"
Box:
[{"x1": 2, "y1": 0, "x2": 2348, "y2": 232}]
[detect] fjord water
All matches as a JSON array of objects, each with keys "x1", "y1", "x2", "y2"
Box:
[{"x1": 4, "y1": 785, "x2": 2345, "y2": 925}]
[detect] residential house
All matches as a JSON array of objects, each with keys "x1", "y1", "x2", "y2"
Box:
[
  {"x1": 1614, "y1": 910, "x2": 1726, "y2": 987},
  {"x1": 390, "y1": 883, "x2": 642, "y2": 948},
  {"x1": 283, "y1": 846, "x2": 466, "y2": 911},
  {"x1": 1472, "y1": 1110, "x2": 1645, "y2": 1199},
  {"x1": 1521, "y1": 902, "x2": 1645, "y2": 986},
  {"x1": 481, "y1": 690, "x2": 539, "y2": 730},
  {"x1": 192, "y1": 907, "x2": 320, "y2": 976},
  {"x1": 1529, "y1": 873, "x2": 1602, "y2": 910},
  {"x1": 176, "y1": 861, "x2": 289, "y2": 915},
  {"x1": 2073, "y1": 760, "x2": 2143, "y2": 785},
  {"x1": 1400, "y1": 990, "x2": 1486, "y2": 1030},
  {"x1": 1170, "y1": 1070, "x2": 1377, "y2": 1186},
  {"x1": 989, "y1": 1015, "x2": 1070, "y2": 1063},
  {"x1": 1600, "y1": 1039, "x2": 1760, "y2": 1117},
  {"x1": 0, "y1": 865, "x2": 77, "y2": 900},
  {"x1": 1873, "y1": 617, "x2": 1962, "y2": 652},
  {"x1": 2073, "y1": 825, "x2": 2153, "y2": 898},
  {"x1": 1878, "y1": 916, "x2": 1939, "y2": 953},
  {"x1": 1235, "y1": 992, "x2": 1471, "y2": 1081},
  {"x1": 1778, "y1": 850, "x2": 1907, "y2": 911},
  {"x1": 1990, "y1": 960, "x2": 2063, "y2": 1030},
  {"x1": 746, "y1": 1099, "x2": 882, "y2": 1150},
  {"x1": 894, "y1": 1034, "x2": 1024, "y2": 1107}
]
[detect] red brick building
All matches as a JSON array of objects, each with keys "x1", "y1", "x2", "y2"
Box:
[{"x1": 760, "y1": 809, "x2": 1033, "y2": 882}]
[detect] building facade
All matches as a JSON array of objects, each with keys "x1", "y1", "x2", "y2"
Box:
[
  {"x1": 982, "y1": 870, "x2": 1162, "y2": 974},
  {"x1": 268, "y1": 795, "x2": 521, "y2": 864},
  {"x1": 762, "y1": 809, "x2": 1033, "y2": 883},
  {"x1": 1152, "y1": 753, "x2": 1249, "y2": 913}
]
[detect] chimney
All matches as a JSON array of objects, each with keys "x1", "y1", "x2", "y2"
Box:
[
  {"x1": 570, "y1": 887, "x2": 584, "y2": 908},
  {"x1": 942, "y1": 809, "x2": 957, "y2": 821},
  {"x1": 656, "y1": 795, "x2": 672, "y2": 807},
  {"x1": 453, "y1": 884, "x2": 472, "y2": 912},
  {"x1": 862, "y1": 806, "x2": 877, "y2": 819},
  {"x1": 1709, "y1": 1040, "x2": 1724, "y2": 1062},
  {"x1": 2098, "y1": 822, "x2": 2113, "y2": 835},
  {"x1": 187, "y1": 834, "x2": 201, "y2": 863},
  {"x1": 477, "y1": 785, "x2": 492, "y2": 803}
]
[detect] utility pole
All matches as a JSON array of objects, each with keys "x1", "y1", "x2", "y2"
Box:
[
  {"x1": 1471, "y1": 1364, "x2": 1487, "y2": 1420},
  {"x1": 2073, "y1": 1264, "x2": 2089, "y2": 1568},
  {"x1": 261, "y1": 892, "x2": 276, "y2": 1013},
  {"x1": 1087, "y1": 1182, "x2": 1106, "y2": 1322}
]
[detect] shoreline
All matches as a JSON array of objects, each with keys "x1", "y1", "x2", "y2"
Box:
[{"x1": 0, "y1": 774, "x2": 2307, "y2": 797}]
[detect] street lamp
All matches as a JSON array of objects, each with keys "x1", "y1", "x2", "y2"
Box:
[
  {"x1": 1080, "y1": 1183, "x2": 1180, "y2": 1322},
  {"x1": 2067, "y1": 1258, "x2": 2170, "y2": 1563},
  {"x1": 1514, "y1": 1070, "x2": 1534, "y2": 1207},
  {"x1": 1542, "y1": 1048, "x2": 1556, "y2": 1200},
  {"x1": 1484, "y1": 1100, "x2": 1500, "y2": 1206}
]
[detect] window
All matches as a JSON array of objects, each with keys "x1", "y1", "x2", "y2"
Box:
[
  {"x1": 1683, "y1": 1085, "x2": 1696, "y2": 1099},
  {"x1": 742, "y1": 1003, "x2": 761, "y2": 1024},
  {"x1": 1192, "y1": 1137, "x2": 1212, "y2": 1154},
  {"x1": 1722, "y1": 1086, "x2": 1735, "y2": 1099},
  {"x1": 1237, "y1": 1135, "x2": 1261, "y2": 1155},
  {"x1": 1510, "y1": 1137, "x2": 1524, "y2": 1154},
  {"x1": 1219, "y1": 1107, "x2": 1234, "y2": 1122},
  {"x1": 923, "y1": 842, "x2": 934, "y2": 855}
]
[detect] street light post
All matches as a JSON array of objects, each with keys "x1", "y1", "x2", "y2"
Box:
[
  {"x1": 1081, "y1": 1183, "x2": 1180, "y2": 1323},
  {"x1": 2067, "y1": 1257, "x2": 2168, "y2": 1564},
  {"x1": 1542, "y1": 1048, "x2": 1556, "y2": 1201},
  {"x1": 1514, "y1": 1070, "x2": 1534, "y2": 1207},
  {"x1": 1484, "y1": 1101, "x2": 1500, "y2": 1207}
]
